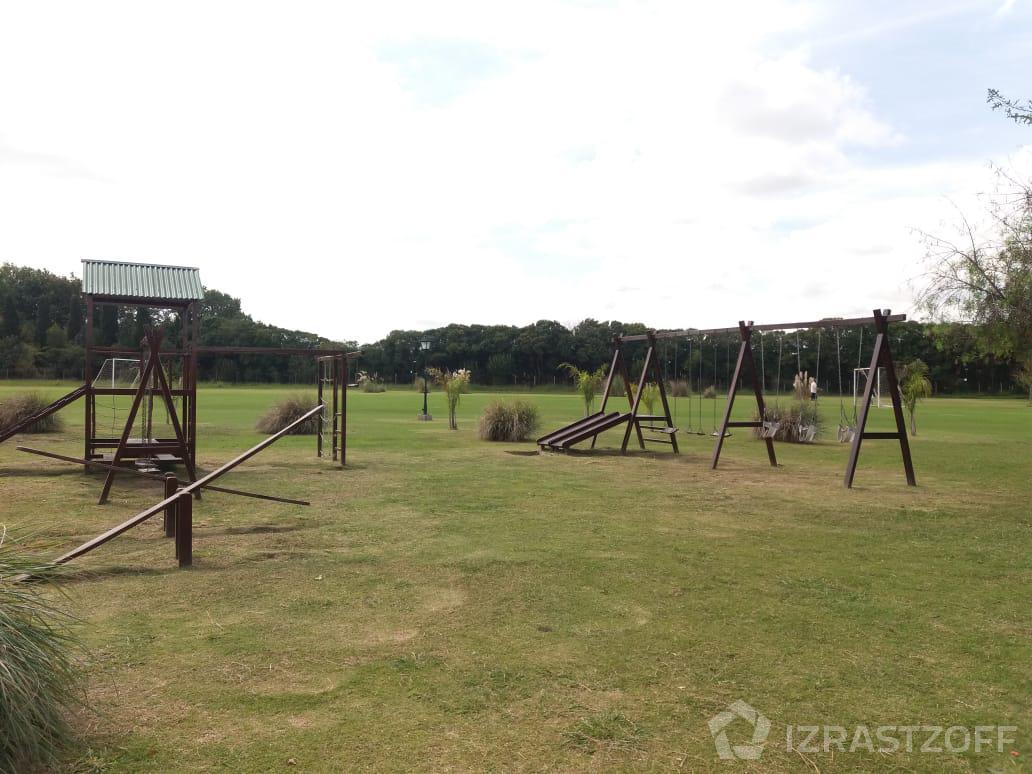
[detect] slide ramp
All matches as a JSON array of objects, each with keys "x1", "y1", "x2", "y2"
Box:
[{"x1": 538, "y1": 411, "x2": 630, "y2": 451}]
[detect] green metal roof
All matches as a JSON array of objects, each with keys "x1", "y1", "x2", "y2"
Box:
[{"x1": 81, "y1": 259, "x2": 204, "y2": 302}]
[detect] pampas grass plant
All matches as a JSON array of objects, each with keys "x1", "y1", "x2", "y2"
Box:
[
  {"x1": 255, "y1": 394, "x2": 320, "y2": 435},
  {"x1": 752, "y1": 402, "x2": 822, "y2": 443},
  {"x1": 0, "y1": 528, "x2": 82, "y2": 772},
  {"x1": 478, "y1": 401, "x2": 540, "y2": 441},
  {"x1": 667, "y1": 379, "x2": 690, "y2": 398},
  {"x1": 0, "y1": 392, "x2": 65, "y2": 436}
]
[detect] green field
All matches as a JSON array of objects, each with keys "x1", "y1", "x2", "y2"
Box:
[{"x1": 1, "y1": 382, "x2": 1029, "y2": 772}]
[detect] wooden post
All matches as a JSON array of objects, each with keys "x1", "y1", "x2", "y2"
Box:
[
  {"x1": 340, "y1": 356, "x2": 347, "y2": 467},
  {"x1": 84, "y1": 297, "x2": 93, "y2": 463},
  {"x1": 175, "y1": 489, "x2": 192, "y2": 567},
  {"x1": 98, "y1": 340, "x2": 158, "y2": 504},
  {"x1": 844, "y1": 309, "x2": 916, "y2": 488},
  {"x1": 620, "y1": 338, "x2": 655, "y2": 453},
  {"x1": 332, "y1": 356, "x2": 339, "y2": 461},
  {"x1": 316, "y1": 358, "x2": 324, "y2": 458},
  {"x1": 163, "y1": 474, "x2": 178, "y2": 537},
  {"x1": 651, "y1": 335, "x2": 679, "y2": 454},
  {"x1": 590, "y1": 338, "x2": 622, "y2": 450},
  {"x1": 711, "y1": 321, "x2": 776, "y2": 469}
]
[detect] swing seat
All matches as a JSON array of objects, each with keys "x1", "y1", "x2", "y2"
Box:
[
  {"x1": 837, "y1": 425, "x2": 855, "y2": 443},
  {"x1": 797, "y1": 423, "x2": 817, "y2": 443},
  {"x1": 761, "y1": 420, "x2": 780, "y2": 439}
]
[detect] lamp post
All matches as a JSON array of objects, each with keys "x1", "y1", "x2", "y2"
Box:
[{"x1": 418, "y1": 338, "x2": 432, "y2": 420}]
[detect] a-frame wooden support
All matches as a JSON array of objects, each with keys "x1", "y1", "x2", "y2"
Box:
[
  {"x1": 98, "y1": 330, "x2": 199, "y2": 504},
  {"x1": 844, "y1": 309, "x2": 916, "y2": 488},
  {"x1": 590, "y1": 338, "x2": 628, "y2": 450},
  {"x1": 619, "y1": 332, "x2": 679, "y2": 454},
  {"x1": 711, "y1": 321, "x2": 777, "y2": 469}
]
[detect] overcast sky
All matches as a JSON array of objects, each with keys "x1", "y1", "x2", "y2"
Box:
[{"x1": 1, "y1": 1, "x2": 1029, "y2": 344}]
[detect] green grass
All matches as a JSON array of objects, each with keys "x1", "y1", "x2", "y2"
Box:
[{"x1": 0, "y1": 382, "x2": 1029, "y2": 772}]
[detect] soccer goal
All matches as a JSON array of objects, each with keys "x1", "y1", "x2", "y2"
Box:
[
  {"x1": 92, "y1": 357, "x2": 142, "y2": 390},
  {"x1": 853, "y1": 366, "x2": 890, "y2": 409}
]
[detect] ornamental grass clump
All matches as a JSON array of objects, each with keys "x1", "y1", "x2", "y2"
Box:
[
  {"x1": 667, "y1": 379, "x2": 690, "y2": 398},
  {"x1": 751, "y1": 402, "x2": 823, "y2": 443},
  {"x1": 478, "y1": 400, "x2": 540, "y2": 441},
  {"x1": 0, "y1": 393, "x2": 65, "y2": 436},
  {"x1": 431, "y1": 368, "x2": 472, "y2": 429},
  {"x1": 255, "y1": 394, "x2": 320, "y2": 435},
  {"x1": 358, "y1": 371, "x2": 386, "y2": 393},
  {"x1": 0, "y1": 529, "x2": 82, "y2": 772}
]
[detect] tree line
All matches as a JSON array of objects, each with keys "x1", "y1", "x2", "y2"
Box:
[
  {"x1": 0, "y1": 262, "x2": 1023, "y2": 395},
  {"x1": 359, "y1": 318, "x2": 1022, "y2": 395},
  {"x1": 0, "y1": 264, "x2": 355, "y2": 384}
]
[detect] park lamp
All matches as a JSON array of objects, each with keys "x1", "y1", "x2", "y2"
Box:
[{"x1": 418, "y1": 338, "x2": 432, "y2": 420}]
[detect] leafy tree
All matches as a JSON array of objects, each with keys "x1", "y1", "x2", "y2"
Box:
[
  {"x1": 899, "y1": 360, "x2": 933, "y2": 435},
  {"x1": 45, "y1": 323, "x2": 68, "y2": 350},
  {"x1": 1015, "y1": 353, "x2": 1032, "y2": 404},
  {"x1": 99, "y1": 305, "x2": 119, "y2": 346},
  {"x1": 486, "y1": 352, "x2": 513, "y2": 385},
  {"x1": 1, "y1": 296, "x2": 20, "y2": 337},
  {"x1": 987, "y1": 89, "x2": 1032, "y2": 126},
  {"x1": 34, "y1": 298, "x2": 51, "y2": 346},
  {"x1": 66, "y1": 295, "x2": 82, "y2": 343},
  {"x1": 916, "y1": 169, "x2": 1032, "y2": 391}
]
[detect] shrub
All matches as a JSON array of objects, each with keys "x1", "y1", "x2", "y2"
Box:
[
  {"x1": 752, "y1": 401, "x2": 823, "y2": 443},
  {"x1": 702, "y1": 384, "x2": 717, "y2": 399},
  {"x1": 0, "y1": 530, "x2": 82, "y2": 772},
  {"x1": 412, "y1": 375, "x2": 431, "y2": 393},
  {"x1": 255, "y1": 394, "x2": 320, "y2": 434},
  {"x1": 0, "y1": 392, "x2": 65, "y2": 436},
  {"x1": 356, "y1": 371, "x2": 386, "y2": 393},
  {"x1": 667, "y1": 379, "x2": 690, "y2": 397},
  {"x1": 478, "y1": 400, "x2": 540, "y2": 441}
]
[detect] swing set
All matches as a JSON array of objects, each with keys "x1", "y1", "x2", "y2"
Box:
[{"x1": 538, "y1": 309, "x2": 915, "y2": 488}]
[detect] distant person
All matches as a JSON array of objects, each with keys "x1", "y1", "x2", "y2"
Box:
[{"x1": 809, "y1": 377, "x2": 818, "y2": 402}]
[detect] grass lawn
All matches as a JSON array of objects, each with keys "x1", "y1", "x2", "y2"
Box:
[{"x1": 1, "y1": 382, "x2": 1029, "y2": 772}]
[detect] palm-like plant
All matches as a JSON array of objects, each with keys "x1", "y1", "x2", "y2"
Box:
[
  {"x1": 430, "y1": 368, "x2": 472, "y2": 429},
  {"x1": 559, "y1": 364, "x2": 606, "y2": 416},
  {"x1": 900, "y1": 359, "x2": 933, "y2": 435}
]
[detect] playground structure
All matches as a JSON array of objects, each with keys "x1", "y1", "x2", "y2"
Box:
[
  {"x1": 538, "y1": 331, "x2": 679, "y2": 454},
  {"x1": 2, "y1": 260, "x2": 357, "y2": 486},
  {"x1": 3, "y1": 259, "x2": 359, "y2": 570},
  {"x1": 539, "y1": 309, "x2": 915, "y2": 488}
]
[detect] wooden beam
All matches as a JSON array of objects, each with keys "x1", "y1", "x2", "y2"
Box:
[{"x1": 620, "y1": 313, "x2": 908, "y2": 342}]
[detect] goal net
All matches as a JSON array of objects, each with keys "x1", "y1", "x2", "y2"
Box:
[
  {"x1": 92, "y1": 357, "x2": 182, "y2": 442},
  {"x1": 92, "y1": 358, "x2": 142, "y2": 390},
  {"x1": 853, "y1": 367, "x2": 890, "y2": 409}
]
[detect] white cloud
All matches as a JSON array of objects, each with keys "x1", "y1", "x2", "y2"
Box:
[{"x1": 0, "y1": 0, "x2": 1024, "y2": 343}]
